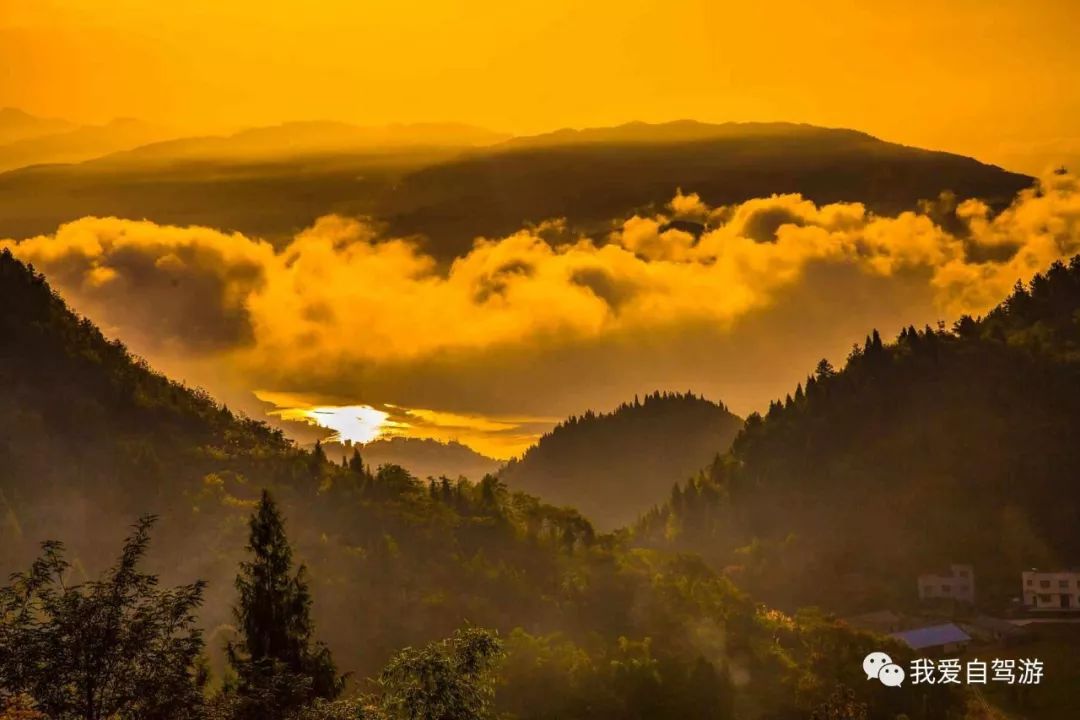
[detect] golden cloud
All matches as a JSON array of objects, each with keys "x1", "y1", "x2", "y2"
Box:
[{"x1": 4, "y1": 172, "x2": 1079, "y2": 450}]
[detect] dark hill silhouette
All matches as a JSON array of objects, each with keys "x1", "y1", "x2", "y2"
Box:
[
  {"x1": 324, "y1": 436, "x2": 503, "y2": 481},
  {"x1": 635, "y1": 257, "x2": 1080, "y2": 614},
  {"x1": 496, "y1": 119, "x2": 865, "y2": 149},
  {"x1": 0, "y1": 120, "x2": 1031, "y2": 259},
  {"x1": 500, "y1": 392, "x2": 743, "y2": 530},
  {"x1": 0, "y1": 148, "x2": 435, "y2": 244},
  {"x1": 384, "y1": 122, "x2": 1031, "y2": 252}
]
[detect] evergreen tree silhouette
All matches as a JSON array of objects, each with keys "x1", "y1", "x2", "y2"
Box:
[{"x1": 227, "y1": 491, "x2": 343, "y2": 718}]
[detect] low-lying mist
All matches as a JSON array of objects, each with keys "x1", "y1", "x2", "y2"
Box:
[{"x1": 4, "y1": 170, "x2": 1078, "y2": 451}]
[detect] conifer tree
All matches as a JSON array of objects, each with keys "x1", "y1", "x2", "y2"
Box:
[
  {"x1": 227, "y1": 491, "x2": 343, "y2": 718},
  {"x1": 348, "y1": 447, "x2": 364, "y2": 475},
  {"x1": 310, "y1": 441, "x2": 327, "y2": 476},
  {"x1": 814, "y1": 358, "x2": 836, "y2": 380}
]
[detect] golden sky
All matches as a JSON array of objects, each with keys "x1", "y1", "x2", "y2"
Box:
[
  {"x1": 3, "y1": 0, "x2": 1079, "y2": 171},
  {"x1": 4, "y1": 0, "x2": 1080, "y2": 459}
]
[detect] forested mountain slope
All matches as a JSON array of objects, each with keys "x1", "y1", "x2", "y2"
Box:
[
  {"x1": 0, "y1": 250, "x2": 963, "y2": 718},
  {"x1": 501, "y1": 392, "x2": 742, "y2": 529},
  {"x1": 635, "y1": 257, "x2": 1080, "y2": 612}
]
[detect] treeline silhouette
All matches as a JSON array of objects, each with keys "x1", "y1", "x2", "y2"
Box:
[
  {"x1": 636, "y1": 256, "x2": 1080, "y2": 612},
  {"x1": 1, "y1": 493, "x2": 504, "y2": 720},
  {"x1": 500, "y1": 392, "x2": 742, "y2": 529},
  {"x1": 0, "y1": 249, "x2": 963, "y2": 718}
]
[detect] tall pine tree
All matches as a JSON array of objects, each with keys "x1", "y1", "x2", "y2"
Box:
[
  {"x1": 348, "y1": 447, "x2": 364, "y2": 475},
  {"x1": 227, "y1": 491, "x2": 343, "y2": 718}
]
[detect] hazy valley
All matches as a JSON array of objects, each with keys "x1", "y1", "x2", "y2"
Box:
[{"x1": 3, "y1": 104, "x2": 1080, "y2": 719}]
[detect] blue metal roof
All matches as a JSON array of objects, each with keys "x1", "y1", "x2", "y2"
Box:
[{"x1": 890, "y1": 623, "x2": 971, "y2": 650}]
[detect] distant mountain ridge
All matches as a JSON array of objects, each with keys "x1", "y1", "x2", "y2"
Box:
[
  {"x1": 0, "y1": 115, "x2": 1032, "y2": 254},
  {"x1": 0, "y1": 107, "x2": 76, "y2": 145},
  {"x1": 500, "y1": 392, "x2": 743, "y2": 530},
  {"x1": 0, "y1": 109, "x2": 506, "y2": 174},
  {"x1": 324, "y1": 436, "x2": 503, "y2": 481},
  {"x1": 383, "y1": 121, "x2": 1032, "y2": 251},
  {"x1": 495, "y1": 119, "x2": 877, "y2": 149},
  {"x1": 100, "y1": 120, "x2": 509, "y2": 165},
  {"x1": 0, "y1": 115, "x2": 175, "y2": 172}
]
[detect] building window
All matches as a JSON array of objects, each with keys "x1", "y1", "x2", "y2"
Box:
[
  {"x1": 1062, "y1": 580, "x2": 1070, "y2": 589},
  {"x1": 941, "y1": 584, "x2": 952, "y2": 593},
  {"x1": 1041, "y1": 580, "x2": 1051, "y2": 588},
  {"x1": 957, "y1": 569, "x2": 968, "y2": 578},
  {"x1": 1026, "y1": 579, "x2": 1033, "y2": 586},
  {"x1": 1039, "y1": 594, "x2": 1052, "y2": 603}
]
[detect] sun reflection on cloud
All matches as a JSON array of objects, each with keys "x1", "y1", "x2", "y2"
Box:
[
  {"x1": 271, "y1": 404, "x2": 396, "y2": 444},
  {"x1": 255, "y1": 390, "x2": 555, "y2": 458}
]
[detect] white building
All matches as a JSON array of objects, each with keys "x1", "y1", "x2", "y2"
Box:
[
  {"x1": 1022, "y1": 570, "x2": 1080, "y2": 610},
  {"x1": 918, "y1": 564, "x2": 975, "y2": 603}
]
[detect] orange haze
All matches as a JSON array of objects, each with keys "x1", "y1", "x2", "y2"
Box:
[{"x1": 3, "y1": 0, "x2": 1079, "y2": 172}]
